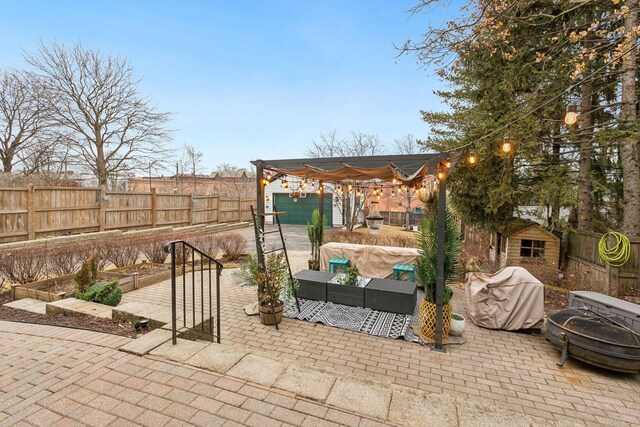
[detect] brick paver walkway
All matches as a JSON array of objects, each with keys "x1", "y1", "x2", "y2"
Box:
[
  {"x1": 0, "y1": 320, "x2": 393, "y2": 426},
  {"x1": 120, "y1": 252, "x2": 640, "y2": 426}
]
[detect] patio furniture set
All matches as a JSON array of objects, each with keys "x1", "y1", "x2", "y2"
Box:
[{"x1": 295, "y1": 258, "x2": 417, "y2": 315}]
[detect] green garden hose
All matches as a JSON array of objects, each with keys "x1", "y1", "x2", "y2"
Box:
[{"x1": 598, "y1": 232, "x2": 631, "y2": 267}]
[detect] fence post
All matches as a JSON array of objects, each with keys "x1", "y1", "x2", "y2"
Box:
[
  {"x1": 27, "y1": 184, "x2": 35, "y2": 240},
  {"x1": 215, "y1": 196, "x2": 220, "y2": 223},
  {"x1": 238, "y1": 197, "x2": 242, "y2": 222},
  {"x1": 98, "y1": 186, "x2": 106, "y2": 231},
  {"x1": 188, "y1": 194, "x2": 194, "y2": 225},
  {"x1": 151, "y1": 188, "x2": 157, "y2": 228}
]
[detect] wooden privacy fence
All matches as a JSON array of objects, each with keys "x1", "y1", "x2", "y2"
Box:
[
  {"x1": 565, "y1": 230, "x2": 640, "y2": 297},
  {"x1": 0, "y1": 185, "x2": 255, "y2": 243},
  {"x1": 381, "y1": 211, "x2": 424, "y2": 227}
]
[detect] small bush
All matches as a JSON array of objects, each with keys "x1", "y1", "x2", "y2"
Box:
[
  {"x1": 0, "y1": 247, "x2": 46, "y2": 284},
  {"x1": 323, "y1": 230, "x2": 415, "y2": 248},
  {"x1": 218, "y1": 232, "x2": 247, "y2": 261},
  {"x1": 74, "y1": 253, "x2": 99, "y2": 293},
  {"x1": 190, "y1": 233, "x2": 218, "y2": 258},
  {"x1": 47, "y1": 245, "x2": 86, "y2": 276},
  {"x1": 140, "y1": 235, "x2": 169, "y2": 264},
  {"x1": 105, "y1": 237, "x2": 141, "y2": 267},
  {"x1": 76, "y1": 280, "x2": 122, "y2": 306}
]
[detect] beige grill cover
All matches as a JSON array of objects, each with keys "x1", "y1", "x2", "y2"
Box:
[
  {"x1": 465, "y1": 267, "x2": 544, "y2": 330},
  {"x1": 320, "y1": 242, "x2": 419, "y2": 279}
]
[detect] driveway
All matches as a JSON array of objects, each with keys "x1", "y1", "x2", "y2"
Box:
[{"x1": 237, "y1": 224, "x2": 311, "y2": 252}]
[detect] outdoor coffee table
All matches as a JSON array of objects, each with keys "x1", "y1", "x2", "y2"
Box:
[
  {"x1": 364, "y1": 278, "x2": 417, "y2": 315},
  {"x1": 326, "y1": 275, "x2": 371, "y2": 307},
  {"x1": 293, "y1": 270, "x2": 336, "y2": 301}
]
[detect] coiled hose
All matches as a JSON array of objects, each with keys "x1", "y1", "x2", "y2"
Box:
[{"x1": 598, "y1": 232, "x2": 631, "y2": 267}]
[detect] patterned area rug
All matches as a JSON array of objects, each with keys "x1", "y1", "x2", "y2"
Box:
[{"x1": 283, "y1": 290, "x2": 424, "y2": 343}]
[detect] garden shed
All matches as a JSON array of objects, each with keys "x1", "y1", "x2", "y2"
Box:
[{"x1": 489, "y1": 218, "x2": 560, "y2": 281}]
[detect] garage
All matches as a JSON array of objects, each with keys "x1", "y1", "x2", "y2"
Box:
[{"x1": 272, "y1": 193, "x2": 333, "y2": 226}]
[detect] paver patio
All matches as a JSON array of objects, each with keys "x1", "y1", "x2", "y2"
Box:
[
  {"x1": 119, "y1": 250, "x2": 640, "y2": 426},
  {"x1": 0, "y1": 320, "x2": 396, "y2": 426}
]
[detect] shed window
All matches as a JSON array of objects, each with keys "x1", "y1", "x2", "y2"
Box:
[{"x1": 520, "y1": 239, "x2": 545, "y2": 258}]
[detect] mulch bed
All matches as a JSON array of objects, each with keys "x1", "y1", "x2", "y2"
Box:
[
  {"x1": 0, "y1": 292, "x2": 137, "y2": 338},
  {"x1": 115, "y1": 263, "x2": 170, "y2": 276}
]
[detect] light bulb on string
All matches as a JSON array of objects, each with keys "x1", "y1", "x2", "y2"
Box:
[
  {"x1": 445, "y1": 158, "x2": 451, "y2": 169},
  {"x1": 391, "y1": 188, "x2": 396, "y2": 198},
  {"x1": 437, "y1": 169, "x2": 445, "y2": 181},
  {"x1": 564, "y1": 104, "x2": 578, "y2": 125},
  {"x1": 501, "y1": 136, "x2": 511, "y2": 153},
  {"x1": 392, "y1": 177, "x2": 397, "y2": 185},
  {"x1": 468, "y1": 150, "x2": 477, "y2": 165}
]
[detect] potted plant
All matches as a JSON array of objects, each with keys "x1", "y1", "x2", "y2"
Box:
[
  {"x1": 307, "y1": 209, "x2": 325, "y2": 270},
  {"x1": 234, "y1": 252, "x2": 298, "y2": 325},
  {"x1": 327, "y1": 265, "x2": 370, "y2": 307},
  {"x1": 414, "y1": 191, "x2": 461, "y2": 342}
]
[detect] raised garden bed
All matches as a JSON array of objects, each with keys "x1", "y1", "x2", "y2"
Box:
[
  {"x1": 113, "y1": 262, "x2": 175, "y2": 289},
  {"x1": 11, "y1": 271, "x2": 134, "y2": 302}
]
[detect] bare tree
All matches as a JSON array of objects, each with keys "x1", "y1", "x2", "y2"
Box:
[
  {"x1": 213, "y1": 163, "x2": 254, "y2": 198},
  {"x1": 181, "y1": 143, "x2": 204, "y2": 193},
  {"x1": 26, "y1": 42, "x2": 171, "y2": 187},
  {"x1": 392, "y1": 133, "x2": 420, "y2": 228},
  {"x1": 306, "y1": 131, "x2": 384, "y2": 231},
  {"x1": 0, "y1": 69, "x2": 51, "y2": 173}
]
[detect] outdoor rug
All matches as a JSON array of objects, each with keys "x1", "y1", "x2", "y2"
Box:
[{"x1": 283, "y1": 290, "x2": 424, "y2": 343}]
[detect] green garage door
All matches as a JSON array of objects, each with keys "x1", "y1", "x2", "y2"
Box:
[{"x1": 273, "y1": 193, "x2": 333, "y2": 226}]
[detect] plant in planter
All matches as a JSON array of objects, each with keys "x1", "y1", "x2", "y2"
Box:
[
  {"x1": 234, "y1": 252, "x2": 298, "y2": 325},
  {"x1": 307, "y1": 209, "x2": 325, "y2": 270},
  {"x1": 337, "y1": 266, "x2": 360, "y2": 286},
  {"x1": 414, "y1": 191, "x2": 461, "y2": 341}
]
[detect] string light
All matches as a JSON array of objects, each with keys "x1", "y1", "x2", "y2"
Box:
[
  {"x1": 501, "y1": 136, "x2": 511, "y2": 153},
  {"x1": 564, "y1": 104, "x2": 578, "y2": 125},
  {"x1": 437, "y1": 169, "x2": 445, "y2": 181},
  {"x1": 348, "y1": 183, "x2": 353, "y2": 192},
  {"x1": 391, "y1": 188, "x2": 396, "y2": 198},
  {"x1": 445, "y1": 158, "x2": 451, "y2": 169},
  {"x1": 468, "y1": 150, "x2": 477, "y2": 165},
  {"x1": 392, "y1": 177, "x2": 397, "y2": 185}
]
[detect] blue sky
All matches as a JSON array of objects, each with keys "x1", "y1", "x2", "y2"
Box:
[{"x1": 1, "y1": 1, "x2": 454, "y2": 173}]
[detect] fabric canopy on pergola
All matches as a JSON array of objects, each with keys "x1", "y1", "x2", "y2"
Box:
[{"x1": 253, "y1": 153, "x2": 442, "y2": 187}]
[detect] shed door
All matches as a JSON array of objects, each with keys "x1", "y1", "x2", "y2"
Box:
[{"x1": 272, "y1": 193, "x2": 333, "y2": 225}]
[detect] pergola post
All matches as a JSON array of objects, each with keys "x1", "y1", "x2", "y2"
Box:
[
  {"x1": 318, "y1": 180, "x2": 325, "y2": 238},
  {"x1": 434, "y1": 158, "x2": 447, "y2": 351},
  {"x1": 256, "y1": 164, "x2": 265, "y2": 228}
]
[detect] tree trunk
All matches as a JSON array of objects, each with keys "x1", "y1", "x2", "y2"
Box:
[
  {"x1": 2, "y1": 155, "x2": 12, "y2": 173},
  {"x1": 550, "y1": 139, "x2": 561, "y2": 228},
  {"x1": 577, "y1": 54, "x2": 594, "y2": 231},
  {"x1": 620, "y1": 0, "x2": 639, "y2": 237}
]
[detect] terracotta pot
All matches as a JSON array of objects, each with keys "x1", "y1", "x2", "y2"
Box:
[
  {"x1": 417, "y1": 299, "x2": 451, "y2": 342},
  {"x1": 259, "y1": 300, "x2": 284, "y2": 325}
]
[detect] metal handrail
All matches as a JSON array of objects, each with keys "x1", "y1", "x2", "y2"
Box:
[{"x1": 164, "y1": 240, "x2": 223, "y2": 345}]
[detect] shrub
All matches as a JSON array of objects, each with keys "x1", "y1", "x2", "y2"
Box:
[
  {"x1": 218, "y1": 232, "x2": 247, "y2": 261},
  {"x1": 140, "y1": 235, "x2": 169, "y2": 264},
  {"x1": 190, "y1": 233, "x2": 218, "y2": 259},
  {"x1": 76, "y1": 280, "x2": 122, "y2": 306},
  {"x1": 323, "y1": 230, "x2": 415, "y2": 248},
  {"x1": 0, "y1": 247, "x2": 46, "y2": 284},
  {"x1": 105, "y1": 237, "x2": 141, "y2": 267},
  {"x1": 74, "y1": 253, "x2": 99, "y2": 293},
  {"x1": 47, "y1": 245, "x2": 85, "y2": 276}
]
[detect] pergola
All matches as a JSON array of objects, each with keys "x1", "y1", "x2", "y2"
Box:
[{"x1": 251, "y1": 153, "x2": 452, "y2": 350}]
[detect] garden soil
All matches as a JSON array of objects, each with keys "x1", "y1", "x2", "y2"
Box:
[{"x1": 0, "y1": 292, "x2": 137, "y2": 338}]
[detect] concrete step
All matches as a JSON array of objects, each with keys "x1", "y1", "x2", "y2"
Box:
[
  {"x1": 3, "y1": 298, "x2": 47, "y2": 314},
  {"x1": 46, "y1": 298, "x2": 112, "y2": 318}
]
